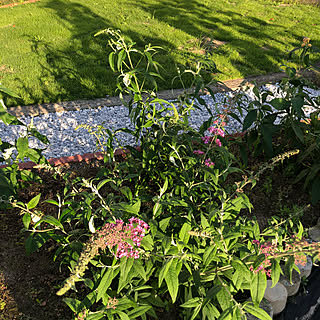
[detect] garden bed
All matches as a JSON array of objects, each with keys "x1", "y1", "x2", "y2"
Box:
[
  {"x1": 1, "y1": 135, "x2": 320, "y2": 319},
  {"x1": 1, "y1": 30, "x2": 320, "y2": 320}
]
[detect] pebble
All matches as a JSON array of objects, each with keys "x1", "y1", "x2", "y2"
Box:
[{"x1": 264, "y1": 280, "x2": 288, "y2": 315}]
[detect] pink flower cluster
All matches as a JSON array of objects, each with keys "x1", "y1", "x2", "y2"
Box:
[
  {"x1": 285, "y1": 237, "x2": 309, "y2": 267},
  {"x1": 201, "y1": 136, "x2": 222, "y2": 147},
  {"x1": 205, "y1": 158, "x2": 215, "y2": 167},
  {"x1": 201, "y1": 136, "x2": 213, "y2": 144},
  {"x1": 95, "y1": 217, "x2": 149, "y2": 259},
  {"x1": 250, "y1": 240, "x2": 273, "y2": 277},
  {"x1": 201, "y1": 125, "x2": 225, "y2": 147},
  {"x1": 208, "y1": 127, "x2": 225, "y2": 137},
  {"x1": 193, "y1": 150, "x2": 205, "y2": 155}
]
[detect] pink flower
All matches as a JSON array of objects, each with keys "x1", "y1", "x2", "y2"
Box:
[
  {"x1": 201, "y1": 136, "x2": 212, "y2": 144},
  {"x1": 217, "y1": 128, "x2": 225, "y2": 137},
  {"x1": 95, "y1": 217, "x2": 149, "y2": 259},
  {"x1": 204, "y1": 158, "x2": 215, "y2": 167},
  {"x1": 208, "y1": 127, "x2": 225, "y2": 138},
  {"x1": 215, "y1": 138, "x2": 222, "y2": 147},
  {"x1": 193, "y1": 150, "x2": 204, "y2": 155}
]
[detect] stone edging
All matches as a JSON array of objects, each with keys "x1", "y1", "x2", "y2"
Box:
[
  {"x1": 7, "y1": 72, "x2": 290, "y2": 118},
  {"x1": 0, "y1": 150, "x2": 114, "y2": 170}
]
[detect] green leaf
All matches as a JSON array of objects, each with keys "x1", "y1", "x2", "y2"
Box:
[
  {"x1": 179, "y1": 222, "x2": 191, "y2": 244},
  {"x1": 164, "y1": 259, "x2": 180, "y2": 303},
  {"x1": 244, "y1": 303, "x2": 272, "y2": 320},
  {"x1": 27, "y1": 193, "x2": 41, "y2": 210},
  {"x1": 109, "y1": 51, "x2": 115, "y2": 72},
  {"x1": 216, "y1": 286, "x2": 231, "y2": 310},
  {"x1": 271, "y1": 260, "x2": 281, "y2": 288},
  {"x1": 250, "y1": 271, "x2": 267, "y2": 305},
  {"x1": 0, "y1": 85, "x2": 20, "y2": 98},
  {"x1": 291, "y1": 121, "x2": 305, "y2": 144},
  {"x1": 180, "y1": 297, "x2": 201, "y2": 308},
  {"x1": 118, "y1": 258, "x2": 134, "y2": 293},
  {"x1": 132, "y1": 259, "x2": 147, "y2": 281},
  {"x1": 29, "y1": 128, "x2": 50, "y2": 144},
  {"x1": 127, "y1": 305, "x2": 152, "y2": 319},
  {"x1": 140, "y1": 234, "x2": 154, "y2": 251},
  {"x1": 159, "y1": 217, "x2": 171, "y2": 232},
  {"x1": 117, "y1": 311, "x2": 130, "y2": 320},
  {"x1": 0, "y1": 99, "x2": 23, "y2": 125},
  {"x1": 292, "y1": 95, "x2": 304, "y2": 118},
  {"x1": 16, "y1": 137, "x2": 29, "y2": 159},
  {"x1": 270, "y1": 98, "x2": 290, "y2": 110},
  {"x1": 203, "y1": 245, "x2": 217, "y2": 267},
  {"x1": 158, "y1": 258, "x2": 173, "y2": 287},
  {"x1": 243, "y1": 109, "x2": 258, "y2": 131},
  {"x1": 22, "y1": 212, "x2": 31, "y2": 229},
  {"x1": 232, "y1": 307, "x2": 242, "y2": 320},
  {"x1": 96, "y1": 179, "x2": 110, "y2": 191},
  {"x1": 261, "y1": 124, "x2": 275, "y2": 157},
  {"x1": 86, "y1": 312, "x2": 104, "y2": 320},
  {"x1": 117, "y1": 199, "x2": 141, "y2": 215},
  {"x1": 35, "y1": 215, "x2": 63, "y2": 229},
  {"x1": 190, "y1": 304, "x2": 202, "y2": 320},
  {"x1": 117, "y1": 49, "x2": 127, "y2": 71},
  {"x1": 203, "y1": 303, "x2": 220, "y2": 318},
  {"x1": 83, "y1": 278, "x2": 94, "y2": 290},
  {"x1": 200, "y1": 214, "x2": 210, "y2": 229},
  {"x1": 63, "y1": 298, "x2": 81, "y2": 313},
  {"x1": 96, "y1": 268, "x2": 114, "y2": 302},
  {"x1": 25, "y1": 233, "x2": 49, "y2": 255},
  {"x1": 218, "y1": 307, "x2": 233, "y2": 320}
]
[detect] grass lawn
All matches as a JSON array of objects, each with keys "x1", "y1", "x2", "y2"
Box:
[{"x1": 0, "y1": 0, "x2": 320, "y2": 107}]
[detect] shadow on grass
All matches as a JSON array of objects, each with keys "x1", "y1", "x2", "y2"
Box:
[
  {"x1": 127, "y1": 0, "x2": 320, "y2": 78},
  {"x1": 8, "y1": 0, "x2": 320, "y2": 107},
  {"x1": 10, "y1": 0, "x2": 177, "y2": 106}
]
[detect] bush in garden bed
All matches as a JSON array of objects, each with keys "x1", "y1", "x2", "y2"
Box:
[
  {"x1": 4, "y1": 30, "x2": 320, "y2": 320},
  {"x1": 0, "y1": 84, "x2": 49, "y2": 208}
]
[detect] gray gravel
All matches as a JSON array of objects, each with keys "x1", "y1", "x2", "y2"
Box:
[{"x1": 1, "y1": 84, "x2": 320, "y2": 161}]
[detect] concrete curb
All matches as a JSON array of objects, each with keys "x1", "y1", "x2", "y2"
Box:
[
  {"x1": 0, "y1": 148, "x2": 129, "y2": 170},
  {"x1": 0, "y1": 133, "x2": 244, "y2": 170}
]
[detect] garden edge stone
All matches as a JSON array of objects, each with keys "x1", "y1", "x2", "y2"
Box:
[
  {"x1": 7, "y1": 68, "x2": 318, "y2": 119},
  {"x1": 6, "y1": 72, "x2": 290, "y2": 118}
]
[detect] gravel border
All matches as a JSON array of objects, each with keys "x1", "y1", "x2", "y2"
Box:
[
  {"x1": 7, "y1": 72, "x2": 289, "y2": 118},
  {"x1": 1, "y1": 71, "x2": 320, "y2": 163}
]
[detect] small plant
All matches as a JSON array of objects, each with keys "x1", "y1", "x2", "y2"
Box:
[
  {"x1": 0, "y1": 84, "x2": 49, "y2": 208},
  {"x1": 288, "y1": 37, "x2": 320, "y2": 72},
  {"x1": 228, "y1": 45, "x2": 320, "y2": 202}
]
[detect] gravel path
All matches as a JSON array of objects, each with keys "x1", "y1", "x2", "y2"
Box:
[{"x1": 1, "y1": 80, "x2": 320, "y2": 161}]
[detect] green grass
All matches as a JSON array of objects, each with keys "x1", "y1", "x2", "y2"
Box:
[
  {"x1": 0, "y1": 0, "x2": 20, "y2": 6},
  {"x1": 0, "y1": 0, "x2": 320, "y2": 107}
]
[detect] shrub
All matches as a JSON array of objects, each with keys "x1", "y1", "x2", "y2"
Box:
[
  {"x1": 13, "y1": 30, "x2": 320, "y2": 320},
  {"x1": 0, "y1": 83, "x2": 49, "y2": 208}
]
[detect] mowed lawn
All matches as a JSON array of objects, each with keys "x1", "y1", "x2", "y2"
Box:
[{"x1": 1, "y1": 0, "x2": 320, "y2": 106}]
